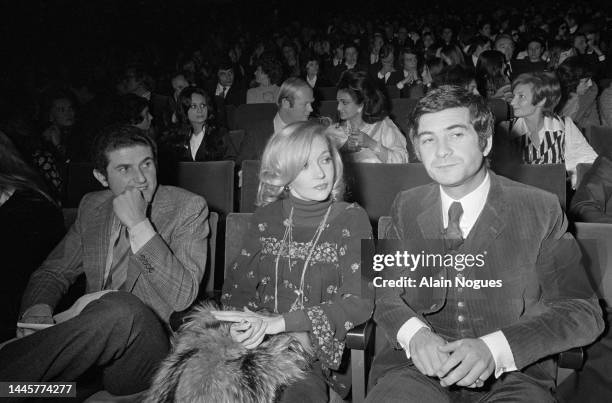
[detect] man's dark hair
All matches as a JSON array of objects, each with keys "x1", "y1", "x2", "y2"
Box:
[
  {"x1": 92, "y1": 124, "x2": 157, "y2": 176},
  {"x1": 118, "y1": 94, "x2": 149, "y2": 125},
  {"x1": 409, "y1": 85, "x2": 493, "y2": 150},
  {"x1": 337, "y1": 70, "x2": 389, "y2": 123}
]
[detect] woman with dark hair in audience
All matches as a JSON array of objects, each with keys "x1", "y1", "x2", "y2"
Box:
[
  {"x1": 332, "y1": 70, "x2": 408, "y2": 163},
  {"x1": 247, "y1": 54, "x2": 282, "y2": 104},
  {"x1": 393, "y1": 48, "x2": 426, "y2": 99},
  {"x1": 117, "y1": 94, "x2": 154, "y2": 134},
  {"x1": 214, "y1": 120, "x2": 373, "y2": 401},
  {"x1": 0, "y1": 132, "x2": 64, "y2": 342},
  {"x1": 158, "y1": 87, "x2": 228, "y2": 164},
  {"x1": 301, "y1": 55, "x2": 332, "y2": 94},
  {"x1": 438, "y1": 44, "x2": 466, "y2": 67},
  {"x1": 495, "y1": 71, "x2": 596, "y2": 187},
  {"x1": 556, "y1": 56, "x2": 601, "y2": 131},
  {"x1": 40, "y1": 90, "x2": 88, "y2": 171},
  {"x1": 375, "y1": 44, "x2": 400, "y2": 87},
  {"x1": 475, "y1": 50, "x2": 512, "y2": 101}
]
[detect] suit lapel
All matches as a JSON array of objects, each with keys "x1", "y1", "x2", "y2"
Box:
[
  {"x1": 417, "y1": 186, "x2": 444, "y2": 239},
  {"x1": 87, "y1": 197, "x2": 115, "y2": 291},
  {"x1": 463, "y1": 172, "x2": 507, "y2": 259}
]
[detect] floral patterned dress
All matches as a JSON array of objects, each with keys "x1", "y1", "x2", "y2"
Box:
[{"x1": 221, "y1": 196, "x2": 373, "y2": 396}]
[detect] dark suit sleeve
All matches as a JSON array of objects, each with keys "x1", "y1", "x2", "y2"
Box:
[
  {"x1": 501, "y1": 203, "x2": 604, "y2": 369},
  {"x1": 20, "y1": 194, "x2": 94, "y2": 314},
  {"x1": 373, "y1": 196, "x2": 431, "y2": 348},
  {"x1": 570, "y1": 156, "x2": 612, "y2": 223}
]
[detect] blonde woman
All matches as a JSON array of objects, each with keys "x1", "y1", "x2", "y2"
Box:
[{"x1": 215, "y1": 121, "x2": 373, "y2": 401}]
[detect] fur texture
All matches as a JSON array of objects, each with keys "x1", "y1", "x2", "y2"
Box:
[{"x1": 144, "y1": 303, "x2": 312, "y2": 403}]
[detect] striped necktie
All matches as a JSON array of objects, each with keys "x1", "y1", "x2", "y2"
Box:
[{"x1": 106, "y1": 225, "x2": 131, "y2": 290}]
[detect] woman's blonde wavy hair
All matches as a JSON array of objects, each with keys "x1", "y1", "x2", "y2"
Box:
[{"x1": 256, "y1": 121, "x2": 344, "y2": 207}]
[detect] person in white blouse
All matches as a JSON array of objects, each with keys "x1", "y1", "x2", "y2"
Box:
[
  {"x1": 331, "y1": 70, "x2": 408, "y2": 163},
  {"x1": 495, "y1": 72, "x2": 597, "y2": 188}
]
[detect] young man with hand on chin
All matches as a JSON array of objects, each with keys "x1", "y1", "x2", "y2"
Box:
[{"x1": 0, "y1": 124, "x2": 209, "y2": 397}]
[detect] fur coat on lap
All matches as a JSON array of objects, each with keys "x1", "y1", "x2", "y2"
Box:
[{"x1": 144, "y1": 303, "x2": 313, "y2": 403}]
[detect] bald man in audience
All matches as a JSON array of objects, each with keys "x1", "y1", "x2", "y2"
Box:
[{"x1": 237, "y1": 77, "x2": 314, "y2": 164}]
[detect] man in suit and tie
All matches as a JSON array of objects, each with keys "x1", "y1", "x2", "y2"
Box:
[
  {"x1": 0, "y1": 124, "x2": 209, "y2": 396},
  {"x1": 366, "y1": 86, "x2": 603, "y2": 402},
  {"x1": 329, "y1": 43, "x2": 365, "y2": 85}
]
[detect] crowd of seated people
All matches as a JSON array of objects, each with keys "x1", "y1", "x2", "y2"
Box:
[{"x1": 1, "y1": 0, "x2": 612, "y2": 401}]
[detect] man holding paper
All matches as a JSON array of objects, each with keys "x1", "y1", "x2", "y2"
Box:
[{"x1": 0, "y1": 124, "x2": 209, "y2": 396}]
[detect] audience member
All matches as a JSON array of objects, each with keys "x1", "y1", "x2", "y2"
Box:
[
  {"x1": 495, "y1": 72, "x2": 597, "y2": 187},
  {"x1": 216, "y1": 120, "x2": 373, "y2": 400},
  {"x1": 159, "y1": 87, "x2": 228, "y2": 164},
  {"x1": 475, "y1": 50, "x2": 512, "y2": 101},
  {"x1": 117, "y1": 94, "x2": 154, "y2": 135},
  {"x1": 247, "y1": 54, "x2": 282, "y2": 104},
  {"x1": 0, "y1": 132, "x2": 64, "y2": 342},
  {"x1": 394, "y1": 48, "x2": 426, "y2": 99},
  {"x1": 557, "y1": 56, "x2": 601, "y2": 131},
  {"x1": 494, "y1": 34, "x2": 516, "y2": 79},
  {"x1": 0, "y1": 124, "x2": 209, "y2": 396},
  {"x1": 237, "y1": 78, "x2": 314, "y2": 164},
  {"x1": 366, "y1": 85, "x2": 603, "y2": 402},
  {"x1": 333, "y1": 70, "x2": 408, "y2": 163}
]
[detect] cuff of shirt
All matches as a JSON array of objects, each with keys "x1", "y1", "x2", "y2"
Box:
[
  {"x1": 128, "y1": 219, "x2": 156, "y2": 253},
  {"x1": 396, "y1": 81, "x2": 405, "y2": 90},
  {"x1": 479, "y1": 330, "x2": 518, "y2": 378},
  {"x1": 598, "y1": 55, "x2": 606, "y2": 62},
  {"x1": 397, "y1": 317, "x2": 429, "y2": 358}
]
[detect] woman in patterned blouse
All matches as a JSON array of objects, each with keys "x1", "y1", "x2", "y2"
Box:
[{"x1": 213, "y1": 120, "x2": 374, "y2": 401}]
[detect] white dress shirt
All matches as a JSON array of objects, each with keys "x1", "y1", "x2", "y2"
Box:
[
  {"x1": 189, "y1": 128, "x2": 205, "y2": 160},
  {"x1": 396, "y1": 172, "x2": 519, "y2": 378}
]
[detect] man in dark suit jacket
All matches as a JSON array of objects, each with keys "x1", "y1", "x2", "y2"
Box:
[
  {"x1": 329, "y1": 43, "x2": 366, "y2": 85},
  {"x1": 0, "y1": 125, "x2": 209, "y2": 396},
  {"x1": 208, "y1": 61, "x2": 247, "y2": 128},
  {"x1": 366, "y1": 86, "x2": 603, "y2": 402}
]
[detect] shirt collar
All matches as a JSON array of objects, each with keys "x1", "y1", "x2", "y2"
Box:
[
  {"x1": 273, "y1": 112, "x2": 287, "y2": 134},
  {"x1": 440, "y1": 171, "x2": 490, "y2": 237}
]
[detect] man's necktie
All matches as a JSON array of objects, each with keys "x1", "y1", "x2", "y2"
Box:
[
  {"x1": 444, "y1": 201, "x2": 464, "y2": 251},
  {"x1": 106, "y1": 226, "x2": 130, "y2": 290},
  {"x1": 222, "y1": 86, "x2": 228, "y2": 98}
]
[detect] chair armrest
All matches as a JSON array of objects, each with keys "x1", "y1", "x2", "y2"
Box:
[
  {"x1": 558, "y1": 347, "x2": 584, "y2": 369},
  {"x1": 346, "y1": 320, "x2": 375, "y2": 350}
]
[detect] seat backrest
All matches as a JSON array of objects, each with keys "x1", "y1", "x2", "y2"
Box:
[
  {"x1": 386, "y1": 85, "x2": 400, "y2": 99},
  {"x1": 576, "y1": 163, "x2": 593, "y2": 189},
  {"x1": 318, "y1": 100, "x2": 339, "y2": 121},
  {"x1": 167, "y1": 161, "x2": 235, "y2": 216},
  {"x1": 65, "y1": 162, "x2": 104, "y2": 207},
  {"x1": 574, "y1": 222, "x2": 612, "y2": 306},
  {"x1": 316, "y1": 86, "x2": 338, "y2": 101},
  {"x1": 486, "y1": 98, "x2": 509, "y2": 124},
  {"x1": 493, "y1": 163, "x2": 567, "y2": 208},
  {"x1": 588, "y1": 125, "x2": 612, "y2": 157},
  {"x1": 344, "y1": 163, "x2": 432, "y2": 222},
  {"x1": 233, "y1": 103, "x2": 278, "y2": 132},
  {"x1": 202, "y1": 212, "x2": 219, "y2": 296},
  {"x1": 240, "y1": 160, "x2": 262, "y2": 212},
  {"x1": 224, "y1": 213, "x2": 253, "y2": 279},
  {"x1": 225, "y1": 129, "x2": 245, "y2": 161},
  {"x1": 389, "y1": 98, "x2": 417, "y2": 134}
]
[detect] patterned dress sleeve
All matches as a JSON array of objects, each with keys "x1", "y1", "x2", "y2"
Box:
[
  {"x1": 32, "y1": 150, "x2": 63, "y2": 198},
  {"x1": 220, "y1": 212, "x2": 265, "y2": 311},
  {"x1": 304, "y1": 204, "x2": 374, "y2": 370}
]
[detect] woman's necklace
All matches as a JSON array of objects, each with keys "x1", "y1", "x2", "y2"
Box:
[{"x1": 273, "y1": 203, "x2": 333, "y2": 313}]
